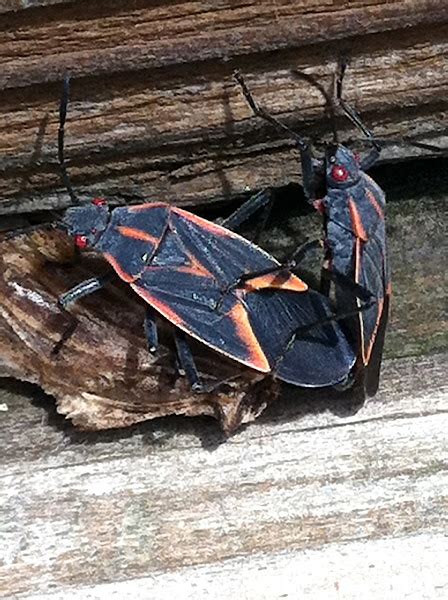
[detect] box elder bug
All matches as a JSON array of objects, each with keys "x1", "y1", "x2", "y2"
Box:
[
  {"x1": 55, "y1": 76, "x2": 357, "y2": 392},
  {"x1": 234, "y1": 64, "x2": 442, "y2": 395},
  {"x1": 233, "y1": 63, "x2": 441, "y2": 395}
]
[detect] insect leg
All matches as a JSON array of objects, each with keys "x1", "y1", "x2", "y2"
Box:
[
  {"x1": 213, "y1": 239, "x2": 321, "y2": 314},
  {"x1": 51, "y1": 316, "x2": 79, "y2": 356},
  {"x1": 336, "y1": 62, "x2": 443, "y2": 155},
  {"x1": 173, "y1": 331, "x2": 204, "y2": 392},
  {"x1": 59, "y1": 271, "x2": 116, "y2": 307},
  {"x1": 144, "y1": 306, "x2": 159, "y2": 353},
  {"x1": 239, "y1": 238, "x2": 322, "y2": 285},
  {"x1": 234, "y1": 71, "x2": 309, "y2": 151},
  {"x1": 221, "y1": 189, "x2": 273, "y2": 232},
  {"x1": 321, "y1": 268, "x2": 374, "y2": 303}
]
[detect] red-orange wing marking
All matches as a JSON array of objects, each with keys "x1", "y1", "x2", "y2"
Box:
[
  {"x1": 365, "y1": 190, "x2": 385, "y2": 220},
  {"x1": 363, "y1": 297, "x2": 385, "y2": 365},
  {"x1": 130, "y1": 285, "x2": 184, "y2": 327},
  {"x1": 243, "y1": 272, "x2": 308, "y2": 293},
  {"x1": 176, "y1": 252, "x2": 214, "y2": 278},
  {"x1": 348, "y1": 198, "x2": 369, "y2": 242},
  {"x1": 225, "y1": 302, "x2": 270, "y2": 372},
  {"x1": 103, "y1": 252, "x2": 138, "y2": 283},
  {"x1": 116, "y1": 226, "x2": 160, "y2": 245},
  {"x1": 172, "y1": 207, "x2": 237, "y2": 239},
  {"x1": 352, "y1": 237, "x2": 366, "y2": 361}
]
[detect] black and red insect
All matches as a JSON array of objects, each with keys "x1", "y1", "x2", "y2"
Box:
[
  {"x1": 56, "y1": 77, "x2": 356, "y2": 392},
  {"x1": 234, "y1": 66, "x2": 394, "y2": 395},
  {"x1": 60, "y1": 198, "x2": 357, "y2": 391}
]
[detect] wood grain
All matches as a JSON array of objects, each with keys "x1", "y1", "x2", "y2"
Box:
[
  {"x1": 0, "y1": 352, "x2": 447, "y2": 598},
  {"x1": 2, "y1": 1, "x2": 447, "y2": 89},
  {"x1": 0, "y1": 1, "x2": 447, "y2": 215}
]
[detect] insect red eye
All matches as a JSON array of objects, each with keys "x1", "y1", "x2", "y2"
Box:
[
  {"x1": 91, "y1": 198, "x2": 107, "y2": 206},
  {"x1": 331, "y1": 165, "x2": 349, "y2": 182},
  {"x1": 74, "y1": 234, "x2": 88, "y2": 249}
]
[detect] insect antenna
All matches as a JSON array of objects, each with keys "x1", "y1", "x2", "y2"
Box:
[
  {"x1": 234, "y1": 70, "x2": 310, "y2": 152},
  {"x1": 58, "y1": 74, "x2": 79, "y2": 205},
  {"x1": 291, "y1": 69, "x2": 339, "y2": 144},
  {"x1": 335, "y1": 58, "x2": 444, "y2": 154}
]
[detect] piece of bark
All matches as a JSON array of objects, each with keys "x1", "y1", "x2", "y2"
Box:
[
  {"x1": 0, "y1": 2, "x2": 447, "y2": 215},
  {"x1": 0, "y1": 227, "x2": 279, "y2": 434}
]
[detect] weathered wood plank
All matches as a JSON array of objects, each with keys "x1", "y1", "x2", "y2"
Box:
[
  {"x1": 0, "y1": 2, "x2": 447, "y2": 215},
  {"x1": 13, "y1": 534, "x2": 448, "y2": 600},
  {"x1": 0, "y1": 352, "x2": 447, "y2": 598},
  {"x1": 2, "y1": 1, "x2": 447, "y2": 90}
]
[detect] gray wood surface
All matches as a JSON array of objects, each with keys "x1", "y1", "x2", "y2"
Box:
[{"x1": 1, "y1": 352, "x2": 447, "y2": 599}]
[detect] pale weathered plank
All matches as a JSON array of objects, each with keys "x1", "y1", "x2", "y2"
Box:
[
  {"x1": 0, "y1": 352, "x2": 447, "y2": 598},
  {"x1": 15, "y1": 534, "x2": 448, "y2": 600}
]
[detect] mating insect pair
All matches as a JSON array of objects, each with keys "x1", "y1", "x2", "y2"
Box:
[{"x1": 57, "y1": 66, "x2": 392, "y2": 396}]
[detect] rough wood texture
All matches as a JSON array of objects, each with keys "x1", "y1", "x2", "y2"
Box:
[
  {"x1": 0, "y1": 1, "x2": 447, "y2": 214},
  {"x1": 0, "y1": 352, "x2": 447, "y2": 598}
]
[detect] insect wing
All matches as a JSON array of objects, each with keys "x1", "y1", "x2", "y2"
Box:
[
  {"x1": 364, "y1": 291, "x2": 390, "y2": 396},
  {"x1": 169, "y1": 208, "x2": 280, "y2": 285},
  {"x1": 131, "y1": 268, "x2": 270, "y2": 372},
  {"x1": 244, "y1": 289, "x2": 356, "y2": 386}
]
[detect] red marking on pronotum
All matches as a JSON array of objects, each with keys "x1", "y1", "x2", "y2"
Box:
[
  {"x1": 91, "y1": 198, "x2": 107, "y2": 206},
  {"x1": 103, "y1": 252, "x2": 138, "y2": 283},
  {"x1": 116, "y1": 226, "x2": 160, "y2": 246},
  {"x1": 348, "y1": 199, "x2": 369, "y2": 242}
]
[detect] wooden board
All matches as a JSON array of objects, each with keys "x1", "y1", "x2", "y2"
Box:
[
  {"x1": 0, "y1": 352, "x2": 447, "y2": 599},
  {"x1": 0, "y1": 1, "x2": 447, "y2": 215}
]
